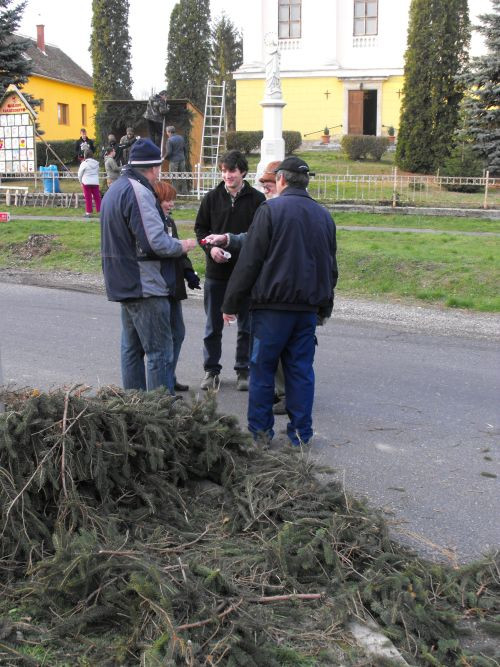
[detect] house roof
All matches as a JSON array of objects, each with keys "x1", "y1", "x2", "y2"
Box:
[{"x1": 10, "y1": 34, "x2": 93, "y2": 90}]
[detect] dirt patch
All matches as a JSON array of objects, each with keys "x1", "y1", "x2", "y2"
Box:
[{"x1": 8, "y1": 233, "x2": 61, "y2": 260}]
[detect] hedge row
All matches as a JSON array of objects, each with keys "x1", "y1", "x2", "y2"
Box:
[
  {"x1": 36, "y1": 140, "x2": 77, "y2": 168},
  {"x1": 226, "y1": 131, "x2": 302, "y2": 155},
  {"x1": 341, "y1": 135, "x2": 390, "y2": 161}
]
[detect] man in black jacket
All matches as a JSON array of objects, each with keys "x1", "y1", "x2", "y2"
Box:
[
  {"x1": 75, "y1": 128, "x2": 95, "y2": 163},
  {"x1": 195, "y1": 150, "x2": 265, "y2": 391},
  {"x1": 222, "y1": 157, "x2": 338, "y2": 447}
]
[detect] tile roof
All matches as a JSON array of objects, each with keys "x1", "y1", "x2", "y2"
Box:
[{"x1": 11, "y1": 34, "x2": 93, "y2": 89}]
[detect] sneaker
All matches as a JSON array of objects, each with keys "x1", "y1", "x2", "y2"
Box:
[
  {"x1": 236, "y1": 370, "x2": 249, "y2": 391},
  {"x1": 174, "y1": 381, "x2": 189, "y2": 392},
  {"x1": 200, "y1": 371, "x2": 220, "y2": 390},
  {"x1": 272, "y1": 398, "x2": 286, "y2": 415}
]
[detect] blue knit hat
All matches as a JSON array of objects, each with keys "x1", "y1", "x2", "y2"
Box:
[{"x1": 129, "y1": 138, "x2": 163, "y2": 167}]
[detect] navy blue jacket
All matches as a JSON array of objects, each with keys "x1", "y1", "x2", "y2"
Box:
[
  {"x1": 222, "y1": 187, "x2": 338, "y2": 315},
  {"x1": 166, "y1": 134, "x2": 186, "y2": 162},
  {"x1": 100, "y1": 166, "x2": 184, "y2": 302}
]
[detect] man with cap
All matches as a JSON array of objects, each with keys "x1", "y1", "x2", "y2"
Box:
[
  {"x1": 119, "y1": 126, "x2": 137, "y2": 165},
  {"x1": 100, "y1": 138, "x2": 197, "y2": 393},
  {"x1": 221, "y1": 157, "x2": 338, "y2": 447},
  {"x1": 202, "y1": 159, "x2": 286, "y2": 410}
]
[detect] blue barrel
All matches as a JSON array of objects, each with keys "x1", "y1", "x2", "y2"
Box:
[{"x1": 40, "y1": 165, "x2": 61, "y2": 193}]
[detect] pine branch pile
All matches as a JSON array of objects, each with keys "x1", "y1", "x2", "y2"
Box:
[{"x1": 0, "y1": 388, "x2": 498, "y2": 666}]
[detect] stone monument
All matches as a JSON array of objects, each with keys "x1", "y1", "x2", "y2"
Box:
[{"x1": 256, "y1": 33, "x2": 286, "y2": 181}]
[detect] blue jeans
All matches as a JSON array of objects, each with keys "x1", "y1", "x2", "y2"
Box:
[
  {"x1": 120, "y1": 296, "x2": 174, "y2": 393},
  {"x1": 169, "y1": 298, "x2": 185, "y2": 384},
  {"x1": 248, "y1": 310, "x2": 317, "y2": 445},
  {"x1": 203, "y1": 278, "x2": 250, "y2": 373}
]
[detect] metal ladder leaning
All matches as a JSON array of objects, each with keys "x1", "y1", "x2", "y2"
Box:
[{"x1": 200, "y1": 81, "x2": 226, "y2": 190}]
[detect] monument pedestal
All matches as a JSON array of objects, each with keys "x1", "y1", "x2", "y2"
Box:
[{"x1": 256, "y1": 98, "x2": 286, "y2": 179}]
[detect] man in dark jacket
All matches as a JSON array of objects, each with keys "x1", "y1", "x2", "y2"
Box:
[
  {"x1": 75, "y1": 128, "x2": 95, "y2": 163},
  {"x1": 222, "y1": 157, "x2": 338, "y2": 447},
  {"x1": 195, "y1": 150, "x2": 265, "y2": 391},
  {"x1": 143, "y1": 91, "x2": 169, "y2": 147},
  {"x1": 166, "y1": 125, "x2": 187, "y2": 194},
  {"x1": 100, "y1": 138, "x2": 196, "y2": 393}
]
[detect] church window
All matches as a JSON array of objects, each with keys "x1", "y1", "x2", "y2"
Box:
[
  {"x1": 353, "y1": 0, "x2": 378, "y2": 36},
  {"x1": 279, "y1": 0, "x2": 301, "y2": 39}
]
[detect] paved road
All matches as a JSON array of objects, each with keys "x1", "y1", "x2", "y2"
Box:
[{"x1": 0, "y1": 283, "x2": 498, "y2": 563}]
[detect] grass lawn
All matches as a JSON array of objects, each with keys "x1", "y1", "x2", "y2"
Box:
[{"x1": 0, "y1": 215, "x2": 498, "y2": 312}]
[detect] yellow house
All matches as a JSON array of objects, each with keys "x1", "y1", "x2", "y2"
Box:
[{"x1": 11, "y1": 25, "x2": 95, "y2": 142}]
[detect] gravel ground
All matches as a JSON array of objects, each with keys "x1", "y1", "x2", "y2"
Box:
[{"x1": 1, "y1": 267, "x2": 498, "y2": 341}]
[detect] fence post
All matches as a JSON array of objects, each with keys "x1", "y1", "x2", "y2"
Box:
[
  {"x1": 392, "y1": 167, "x2": 398, "y2": 208},
  {"x1": 483, "y1": 170, "x2": 490, "y2": 209},
  {"x1": 196, "y1": 163, "x2": 201, "y2": 200}
]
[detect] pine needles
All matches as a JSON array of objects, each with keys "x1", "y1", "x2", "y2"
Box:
[{"x1": 0, "y1": 388, "x2": 498, "y2": 666}]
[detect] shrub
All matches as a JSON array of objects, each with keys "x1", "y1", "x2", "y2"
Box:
[
  {"x1": 225, "y1": 131, "x2": 262, "y2": 154},
  {"x1": 341, "y1": 134, "x2": 368, "y2": 160},
  {"x1": 283, "y1": 131, "x2": 302, "y2": 154},
  {"x1": 440, "y1": 144, "x2": 485, "y2": 192},
  {"x1": 36, "y1": 140, "x2": 77, "y2": 168},
  {"x1": 341, "y1": 135, "x2": 390, "y2": 161},
  {"x1": 368, "y1": 136, "x2": 390, "y2": 161}
]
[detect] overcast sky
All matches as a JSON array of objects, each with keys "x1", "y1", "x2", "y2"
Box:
[{"x1": 18, "y1": 0, "x2": 491, "y2": 99}]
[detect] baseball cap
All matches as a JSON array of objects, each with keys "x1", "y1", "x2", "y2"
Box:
[{"x1": 273, "y1": 157, "x2": 315, "y2": 176}]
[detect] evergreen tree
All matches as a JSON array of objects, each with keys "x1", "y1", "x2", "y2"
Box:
[
  {"x1": 211, "y1": 13, "x2": 243, "y2": 131},
  {"x1": 0, "y1": 0, "x2": 31, "y2": 95},
  {"x1": 166, "y1": 0, "x2": 211, "y2": 110},
  {"x1": 396, "y1": 0, "x2": 470, "y2": 174},
  {"x1": 90, "y1": 0, "x2": 133, "y2": 145},
  {"x1": 458, "y1": 0, "x2": 500, "y2": 175}
]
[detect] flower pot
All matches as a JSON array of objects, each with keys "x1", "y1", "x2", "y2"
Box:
[{"x1": 321, "y1": 135, "x2": 330, "y2": 145}]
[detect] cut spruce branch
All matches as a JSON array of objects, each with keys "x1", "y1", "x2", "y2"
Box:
[{"x1": 0, "y1": 387, "x2": 498, "y2": 666}]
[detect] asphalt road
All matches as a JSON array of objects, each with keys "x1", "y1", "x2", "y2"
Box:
[{"x1": 0, "y1": 282, "x2": 498, "y2": 563}]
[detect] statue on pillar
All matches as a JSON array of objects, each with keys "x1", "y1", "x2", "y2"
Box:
[{"x1": 264, "y1": 33, "x2": 282, "y2": 99}]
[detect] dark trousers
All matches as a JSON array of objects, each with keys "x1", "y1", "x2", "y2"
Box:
[
  {"x1": 203, "y1": 277, "x2": 250, "y2": 373},
  {"x1": 169, "y1": 159, "x2": 187, "y2": 194},
  {"x1": 147, "y1": 120, "x2": 163, "y2": 148},
  {"x1": 169, "y1": 298, "x2": 185, "y2": 384},
  {"x1": 248, "y1": 309, "x2": 317, "y2": 445}
]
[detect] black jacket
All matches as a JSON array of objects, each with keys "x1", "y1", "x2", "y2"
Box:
[
  {"x1": 194, "y1": 180, "x2": 265, "y2": 281},
  {"x1": 164, "y1": 214, "x2": 195, "y2": 301},
  {"x1": 75, "y1": 136, "x2": 95, "y2": 161},
  {"x1": 222, "y1": 187, "x2": 338, "y2": 315}
]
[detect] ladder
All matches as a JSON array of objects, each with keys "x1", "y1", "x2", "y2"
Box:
[{"x1": 200, "y1": 81, "x2": 226, "y2": 184}]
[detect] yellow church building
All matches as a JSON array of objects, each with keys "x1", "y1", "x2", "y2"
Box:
[
  {"x1": 235, "y1": 0, "x2": 409, "y2": 141},
  {"x1": 10, "y1": 25, "x2": 95, "y2": 142},
  {"x1": 234, "y1": 0, "x2": 486, "y2": 141}
]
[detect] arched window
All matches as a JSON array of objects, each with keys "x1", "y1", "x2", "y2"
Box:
[{"x1": 278, "y1": 0, "x2": 301, "y2": 39}]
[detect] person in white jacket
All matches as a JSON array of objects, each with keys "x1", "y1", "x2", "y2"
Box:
[{"x1": 78, "y1": 149, "x2": 101, "y2": 218}]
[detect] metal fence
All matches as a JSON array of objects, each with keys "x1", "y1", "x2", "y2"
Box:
[{"x1": 0, "y1": 167, "x2": 498, "y2": 210}]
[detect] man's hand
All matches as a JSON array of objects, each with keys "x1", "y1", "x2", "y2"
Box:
[
  {"x1": 210, "y1": 247, "x2": 230, "y2": 263},
  {"x1": 180, "y1": 239, "x2": 197, "y2": 253},
  {"x1": 203, "y1": 233, "x2": 227, "y2": 247},
  {"x1": 184, "y1": 268, "x2": 201, "y2": 290},
  {"x1": 223, "y1": 313, "x2": 237, "y2": 325}
]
